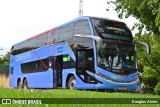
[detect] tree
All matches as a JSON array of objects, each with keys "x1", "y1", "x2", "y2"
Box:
[
  {"x1": 0, "y1": 52, "x2": 10, "y2": 65},
  {"x1": 0, "y1": 52, "x2": 10, "y2": 73},
  {"x1": 135, "y1": 33, "x2": 160, "y2": 93},
  {"x1": 107, "y1": 0, "x2": 160, "y2": 35}
]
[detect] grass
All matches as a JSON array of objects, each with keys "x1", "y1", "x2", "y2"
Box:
[
  {"x1": 0, "y1": 74, "x2": 159, "y2": 107},
  {"x1": 0, "y1": 88, "x2": 159, "y2": 107},
  {"x1": 0, "y1": 88, "x2": 159, "y2": 98}
]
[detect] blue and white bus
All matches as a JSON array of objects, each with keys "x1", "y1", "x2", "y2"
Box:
[{"x1": 9, "y1": 16, "x2": 150, "y2": 91}]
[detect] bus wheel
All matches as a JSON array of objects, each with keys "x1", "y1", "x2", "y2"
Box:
[
  {"x1": 22, "y1": 79, "x2": 28, "y2": 89},
  {"x1": 68, "y1": 76, "x2": 76, "y2": 90},
  {"x1": 17, "y1": 79, "x2": 22, "y2": 89}
]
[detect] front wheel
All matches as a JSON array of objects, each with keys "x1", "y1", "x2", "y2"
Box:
[
  {"x1": 67, "y1": 76, "x2": 76, "y2": 90},
  {"x1": 22, "y1": 79, "x2": 28, "y2": 89}
]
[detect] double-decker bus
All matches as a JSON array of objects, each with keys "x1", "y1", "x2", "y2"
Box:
[{"x1": 9, "y1": 16, "x2": 150, "y2": 92}]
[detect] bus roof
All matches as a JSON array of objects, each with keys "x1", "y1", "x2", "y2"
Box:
[{"x1": 12, "y1": 16, "x2": 125, "y2": 47}]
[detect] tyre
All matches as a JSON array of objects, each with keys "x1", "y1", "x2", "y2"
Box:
[
  {"x1": 67, "y1": 76, "x2": 76, "y2": 90},
  {"x1": 22, "y1": 79, "x2": 28, "y2": 89},
  {"x1": 17, "y1": 79, "x2": 22, "y2": 89}
]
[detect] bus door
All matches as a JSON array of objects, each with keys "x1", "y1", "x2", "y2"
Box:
[
  {"x1": 48, "y1": 56, "x2": 63, "y2": 88},
  {"x1": 76, "y1": 49, "x2": 95, "y2": 89},
  {"x1": 55, "y1": 56, "x2": 63, "y2": 88}
]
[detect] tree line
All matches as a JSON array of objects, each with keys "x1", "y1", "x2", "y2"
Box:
[{"x1": 0, "y1": 52, "x2": 10, "y2": 74}]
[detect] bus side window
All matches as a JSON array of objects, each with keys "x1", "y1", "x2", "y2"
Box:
[
  {"x1": 50, "y1": 29, "x2": 59, "y2": 44},
  {"x1": 59, "y1": 23, "x2": 74, "y2": 42}
]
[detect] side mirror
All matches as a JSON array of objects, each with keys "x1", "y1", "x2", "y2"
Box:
[
  {"x1": 75, "y1": 34, "x2": 103, "y2": 48},
  {"x1": 135, "y1": 41, "x2": 151, "y2": 54}
]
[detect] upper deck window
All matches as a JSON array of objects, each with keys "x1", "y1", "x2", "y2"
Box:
[{"x1": 74, "y1": 20, "x2": 91, "y2": 35}]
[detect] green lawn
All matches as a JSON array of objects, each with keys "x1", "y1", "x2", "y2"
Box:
[{"x1": 0, "y1": 88, "x2": 159, "y2": 107}]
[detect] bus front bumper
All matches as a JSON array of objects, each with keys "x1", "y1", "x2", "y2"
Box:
[{"x1": 94, "y1": 77, "x2": 139, "y2": 91}]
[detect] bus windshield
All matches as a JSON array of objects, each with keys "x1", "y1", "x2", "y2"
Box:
[
  {"x1": 97, "y1": 41, "x2": 137, "y2": 74},
  {"x1": 91, "y1": 18, "x2": 133, "y2": 42}
]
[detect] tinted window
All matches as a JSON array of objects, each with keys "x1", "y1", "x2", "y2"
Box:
[
  {"x1": 21, "y1": 41, "x2": 30, "y2": 53},
  {"x1": 74, "y1": 20, "x2": 91, "y2": 35},
  {"x1": 28, "y1": 38, "x2": 37, "y2": 49},
  {"x1": 50, "y1": 29, "x2": 60, "y2": 44},
  {"x1": 11, "y1": 33, "x2": 49, "y2": 55},
  {"x1": 60, "y1": 23, "x2": 74, "y2": 42},
  {"x1": 36, "y1": 33, "x2": 48, "y2": 48},
  {"x1": 21, "y1": 58, "x2": 49, "y2": 73},
  {"x1": 11, "y1": 41, "x2": 29, "y2": 55},
  {"x1": 72, "y1": 20, "x2": 93, "y2": 48}
]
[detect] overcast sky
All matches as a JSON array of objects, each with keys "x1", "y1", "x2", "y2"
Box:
[{"x1": 0, "y1": 0, "x2": 138, "y2": 54}]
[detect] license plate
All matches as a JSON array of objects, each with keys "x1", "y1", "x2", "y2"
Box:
[{"x1": 119, "y1": 87, "x2": 126, "y2": 90}]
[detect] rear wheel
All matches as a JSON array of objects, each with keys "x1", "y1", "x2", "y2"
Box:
[
  {"x1": 17, "y1": 79, "x2": 22, "y2": 89},
  {"x1": 22, "y1": 79, "x2": 28, "y2": 89},
  {"x1": 67, "y1": 76, "x2": 76, "y2": 90}
]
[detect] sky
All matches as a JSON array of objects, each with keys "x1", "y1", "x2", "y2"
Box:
[{"x1": 0, "y1": 0, "x2": 138, "y2": 55}]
